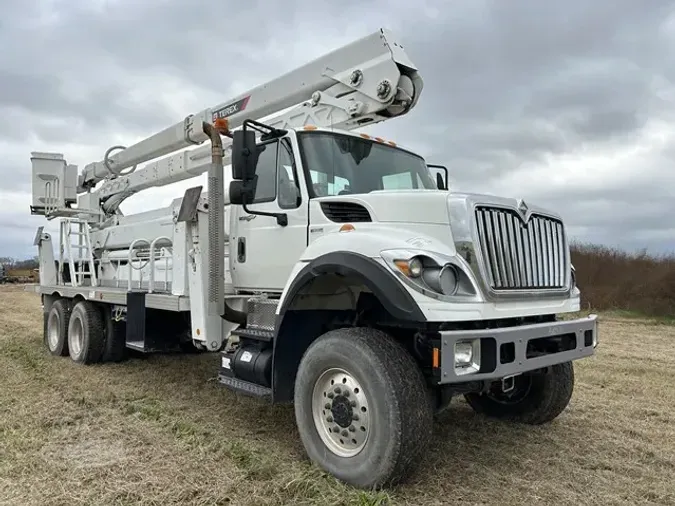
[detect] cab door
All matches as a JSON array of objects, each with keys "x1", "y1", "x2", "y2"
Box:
[{"x1": 230, "y1": 136, "x2": 308, "y2": 292}]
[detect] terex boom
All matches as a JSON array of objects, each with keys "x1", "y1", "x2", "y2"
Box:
[{"x1": 27, "y1": 28, "x2": 597, "y2": 488}]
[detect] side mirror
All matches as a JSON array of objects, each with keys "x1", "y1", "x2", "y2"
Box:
[
  {"x1": 229, "y1": 178, "x2": 257, "y2": 205},
  {"x1": 232, "y1": 130, "x2": 260, "y2": 181},
  {"x1": 436, "y1": 173, "x2": 445, "y2": 190},
  {"x1": 428, "y1": 164, "x2": 449, "y2": 190}
]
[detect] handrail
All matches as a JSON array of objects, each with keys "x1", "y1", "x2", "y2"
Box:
[
  {"x1": 127, "y1": 238, "x2": 151, "y2": 290},
  {"x1": 148, "y1": 236, "x2": 172, "y2": 293}
]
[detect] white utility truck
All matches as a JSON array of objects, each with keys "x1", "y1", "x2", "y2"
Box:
[{"x1": 28, "y1": 28, "x2": 598, "y2": 488}]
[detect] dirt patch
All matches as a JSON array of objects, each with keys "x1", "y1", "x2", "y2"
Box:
[{"x1": 41, "y1": 438, "x2": 129, "y2": 469}]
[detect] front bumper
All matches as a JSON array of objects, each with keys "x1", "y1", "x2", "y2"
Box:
[{"x1": 437, "y1": 314, "x2": 598, "y2": 384}]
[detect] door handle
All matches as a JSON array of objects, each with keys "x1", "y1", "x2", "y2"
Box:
[{"x1": 237, "y1": 238, "x2": 246, "y2": 263}]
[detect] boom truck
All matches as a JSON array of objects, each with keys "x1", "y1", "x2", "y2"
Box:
[{"x1": 28, "y1": 28, "x2": 598, "y2": 488}]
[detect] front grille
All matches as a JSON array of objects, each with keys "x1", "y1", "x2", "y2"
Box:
[
  {"x1": 474, "y1": 206, "x2": 568, "y2": 291},
  {"x1": 320, "y1": 202, "x2": 371, "y2": 223}
]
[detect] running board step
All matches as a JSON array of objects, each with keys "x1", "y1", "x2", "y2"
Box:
[
  {"x1": 230, "y1": 328, "x2": 274, "y2": 342},
  {"x1": 218, "y1": 375, "x2": 272, "y2": 399}
]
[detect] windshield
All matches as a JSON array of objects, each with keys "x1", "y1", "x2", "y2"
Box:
[{"x1": 297, "y1": 131, "x2": 437, "y2": 197}]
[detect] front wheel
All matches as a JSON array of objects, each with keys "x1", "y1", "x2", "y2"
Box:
[
  {"x1": 464, "y1": 362, "x2": 575, "y2": 425},
  {"x1": 294, "y1": 327, "x2": 433, "y2": 489}
]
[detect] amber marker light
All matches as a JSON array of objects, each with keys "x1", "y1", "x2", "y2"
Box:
[
  {"x1": 213, "y1": 117, "x2": 230, "y2": 135},
  {"x1": 393, "y1": 258, "x2": 423, "y2": 278},
  {"x1": 339, "y1": 224, "x2": 355, "y2": 232}
]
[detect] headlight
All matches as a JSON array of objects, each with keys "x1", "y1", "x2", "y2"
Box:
[
  {"x1": 408, "y1": 257, "x2": 423, "y2": 277},
  {"x1": 422, "y1": 264, "x2": 458, "y2": 296},
  {"x1": 454, "y1": 339, "x2": 481, "y2": 375},
  {"x1": 395, "y1": 257, "x2": 458, "y2": 295},
  {"x1": 382, "y1": 248, "x2": 477, "y2": 299},
  {"x1": 454, "y1": 341, "x2": 474, "y2": 366}
]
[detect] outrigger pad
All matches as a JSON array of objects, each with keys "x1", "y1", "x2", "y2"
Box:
[{"x1": 176, "y1": 186, "x2": 203, "y2": 223}]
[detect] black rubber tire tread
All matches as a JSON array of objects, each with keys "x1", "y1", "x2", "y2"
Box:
[
  {"x1": 294, "y1": 327, "x2": 433, "y2": 489},
  {"x1": 68, "y1": 301, "x2": 106, "y2": 365},
  {"x1": 464, "y1": 362, "x2": 575, "y2": 425},
  {"x1": 100, "y1": 305, "x2": 127, "y2": 363},
  {"x1": 45, "y1": 299, "x2": 71, "y2": 356}
]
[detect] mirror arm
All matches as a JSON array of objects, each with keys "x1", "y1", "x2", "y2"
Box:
[
  {"x1": 241, "y1": 197, "x2": 288, "y2": 227},
  {"x1": 428, "y1": 164, "x2": 449, "y2": 190}
]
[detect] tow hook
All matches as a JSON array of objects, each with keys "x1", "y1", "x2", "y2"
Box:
[{"x1": 501, "y1": 374, "x2": 518, "y2": 393}]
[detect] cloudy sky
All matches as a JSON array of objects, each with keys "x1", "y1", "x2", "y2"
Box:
[{"x1": 1, "y1": 0, "x2": 674, "y2": 259}]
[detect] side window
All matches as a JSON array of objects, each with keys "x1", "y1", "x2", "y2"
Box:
[
  {"x1": 252, "y1": 141, "x2": 278, "y2": 203},
  {"x1": 309, "y1": 170, "x2": 351, "y2": 196},
  {"x1": 331, "y1": 176, "x2": 350, "y2": 195},
  {"x1": 382, "y1": 172, "x2": 413, "y2": 189},
  {"x1": 277, "y1": 141, "x2": 300, "y2": 209}
]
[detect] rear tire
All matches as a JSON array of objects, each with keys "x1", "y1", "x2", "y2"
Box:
[
  {"x1": 464, "y1": 362, "x2": 575, "y2": 425},
  {"x1": 294, "y1": 327, "x2": 433, "y2": 489},
  {"x1": 45, "y1": 299, "x2": 71, "y2": 356},
  {"x1": 68, "y1": 301, "x2": 105, "y2": 364}
]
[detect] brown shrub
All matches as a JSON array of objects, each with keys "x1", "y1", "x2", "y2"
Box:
[{"x1": 571, "y1": 241, "x2": 675, "y2": 317}]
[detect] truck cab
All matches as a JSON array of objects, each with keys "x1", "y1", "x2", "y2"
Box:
[
  {"x1": 228, "y1": 125, "x2": 440, "y2": 292},
  {"x1": 229, "y1": 123, "x2": 582, "y2": 322}
]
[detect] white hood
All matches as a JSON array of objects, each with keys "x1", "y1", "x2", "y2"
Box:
[{"x1": 316, "y1": 189, "x2": 451, "y2": 225}]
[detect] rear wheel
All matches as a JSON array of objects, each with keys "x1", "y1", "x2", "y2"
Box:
[
  {"x1": 464, "y1": 362, "x2": 575, "y2": 425},
  {"x1": 68, "y1": 301, "x2": 105, "y2": 364},
  {"x1": 294, "y1": 327, "x2": 433, "y2": 489},
  {"x1": 45, "y1": 299, "x2": 71, "y2": 356}
]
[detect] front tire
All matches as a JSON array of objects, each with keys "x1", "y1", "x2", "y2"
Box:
[
  {"x1": 294, "y1": 327, "x2": 433, "y2": 489},
  {"x1": 464, "y1": 362, "x2": 575, "y2": 425}
]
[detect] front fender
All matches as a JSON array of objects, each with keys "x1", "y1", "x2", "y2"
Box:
[
  {"x1": 271, "y1": 250, "x2": 426, "y2": 403},
  {"x1": 276, "y1": 250, "x2": 426, "y2": 322}
]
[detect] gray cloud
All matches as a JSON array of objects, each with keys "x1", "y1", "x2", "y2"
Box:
[{"x1": 1, "y1": 0, "x2": 674, "y2": 259}]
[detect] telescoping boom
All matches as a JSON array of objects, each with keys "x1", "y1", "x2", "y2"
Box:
[{"x1": 62, "y1": 29, "x2": 424, "y2": 216}]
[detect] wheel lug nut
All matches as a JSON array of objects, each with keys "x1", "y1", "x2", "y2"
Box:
[
  {"x1": 334, "y1": 387, "x2": 341, "y2": 394},
  {"x1": 343, "y1": 390, "x2": 350, "y2": 397},
  {"x1": 352, "y1": 414, "x2": 359, "y2": 421},
  {"x1": 324, "y1": 403, "x2": 331, "y2": 410},
  {"x1": 333, "y1": 426, "x2": 340, "y2": 433},
  {"x1": 326, "y1": 416, "x2": 333, "y2": 423},
  {"x1": 341, "y1": 430, "x2": 349, "y2": 437},
  {"x1": 350, "y1": 400, "x2": 357, "y2": 407},
  {"x1": 349, "y1": 425, "x2": 356, "y2": 432},
  {"x1": 327, "y1": 392, "x2": 334, "y2": 399}
]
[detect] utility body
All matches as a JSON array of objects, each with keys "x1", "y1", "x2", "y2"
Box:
[{"x1": 28, "y1": 28, "x2": 598, "y2": 488}]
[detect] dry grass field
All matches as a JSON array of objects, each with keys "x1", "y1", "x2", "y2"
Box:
[{"x1": 1, "y1": 284, "x2": 674, "y2": 506}]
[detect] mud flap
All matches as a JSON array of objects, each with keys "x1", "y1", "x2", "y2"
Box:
[{"x1": 125, "y1": 291, "x2": 147, "y2": 351}]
